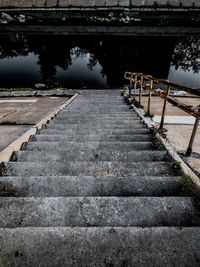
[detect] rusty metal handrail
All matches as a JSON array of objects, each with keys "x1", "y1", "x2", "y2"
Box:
[
  {"x1": 125, "y1": 72, "x2": 200, "y2": 97},
  {"x1": 124, "y1": 71, "x2": 200, "y2": 156}
]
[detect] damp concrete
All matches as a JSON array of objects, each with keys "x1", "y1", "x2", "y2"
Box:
[{"x1": 0, "y1": 96, "x2": 68, "y2": 153}]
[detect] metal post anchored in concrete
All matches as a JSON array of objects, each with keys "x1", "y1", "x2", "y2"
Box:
[
  {"x1": 129, "y1": 73, "x2": 133, "y2": 97},
  {"x1": 159, "y1": 86, "x2": 170, "y2": 130},
  {"x1": 147, "y1": 80, "x2": 153, "y2": 116},
  {"x1": 186, "y1": 106, "x2": 200, "y2": 156},
  {"x1": 133, "y1": 74, "x2": 137, "y2": 100},
  {"x1": 139, "y1": 76, "x2": 143, "y2": 106}
]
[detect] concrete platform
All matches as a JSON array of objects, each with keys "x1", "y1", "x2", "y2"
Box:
[
  {"x1": 0, "y1": 96, "x2": 68, "y2": 153},
  {"x1": 0, "y1": 97, "x2": 68, "y2": 124},
  {"x1": 0, "y1": 126, "x2": 29, "y2": 152},
  {"x1": 137, "y1": 95, "x2": 200, "y2": 176}
]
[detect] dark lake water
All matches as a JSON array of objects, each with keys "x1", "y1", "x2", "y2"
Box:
[{"x1": 0, "y1": 34, "x2": 200, "y2": 89}]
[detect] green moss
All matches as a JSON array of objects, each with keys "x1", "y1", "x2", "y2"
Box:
[
  {"x1": 151, "y1": 132, "x2": 166, "y2": 150},
  {"x1": 0, "y1": 162, "x2": 7, "y2": 176},
  {"x1": 180, "y1": 175, "x2": 200, "y2": 196}
]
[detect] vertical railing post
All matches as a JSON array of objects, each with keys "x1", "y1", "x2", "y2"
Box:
[
  {"x1": 159, "y1": 86, "x2": 170, "y2": 130},
  {"x1": 139, "y1": 76, "x2": 143, "y2": 106},
  {"x1": 128, "y1": 73, "x2": 133, "y2": 97},
  {"x1": 186, "y1": 107, "x2": 200, "y2": 156},
  {"x1": 133, "y1": 74, "x2": 137, "y2": 100},
  {"x1": 147, "y1": 79, "x2": 153, "y2": 116}
]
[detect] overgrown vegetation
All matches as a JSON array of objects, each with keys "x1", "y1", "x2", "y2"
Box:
[
  {"x1": 151, "y1": 131, "x2": 166, "y2": 150},
  {"x1": 123, "y1": 93, "x2": 144, "y2": 109},
  {"x1": 0, "y1": 162, "x2": 7, "y2": 176},
  {"x1": 180, "y1": 175, "x2": 200, "y2": 196}
]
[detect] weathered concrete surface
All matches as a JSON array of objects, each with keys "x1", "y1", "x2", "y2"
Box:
[
  {"x1": 0, "y1": 227, "x2": 200, "y2": 267},
  {"x1": 0, "y1": 197, "x2": 199, "y2": 227},
  {"x1": 0, "y1": 98, "x2": 37, "y2": 119},
  {"x1": 0, "y1": 0, "x2": 200, "y2": 8},
  {"x1": 25, "y1": 141, "x2": 153, "y2": 151},
  {"x1": 0, "y1": 90, "x2": 200, "y2": 265},
  {"x1": 139, "y1": 95, "x2": 200, "y2": 176},
  {"x1": 0, "y1": 175, "x2": 192, "y2": 197},
  {"x1": 5, "y1": 161, "x2": 174, "y2": 177},
  {"x1": 41, "y1": 127, "x2": 150, "y2": 135},
  {"x1": 0, "y1": 96, "x2": 68, "y2": 154},
  {"x1": 33, "y1": 133, "x2": 151, "y2": 142},
  {"x1": 0, "y1": 97, "x2": 68, "y2": 125},
  {"x1": 0, "y1": 126, "x2": 29, "y2": 152},
  {"x1": 16, "y1": 149, "x2": 167, "y2": 162}
]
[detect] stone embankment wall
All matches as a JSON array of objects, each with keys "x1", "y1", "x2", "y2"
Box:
[{"x1": 0, "y1": 1, "x2": 199, "y2": 8}]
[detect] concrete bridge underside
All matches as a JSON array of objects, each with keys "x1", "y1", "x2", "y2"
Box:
[{"x1": 0, "y1": 0, "x2": 200, "y2": 8}]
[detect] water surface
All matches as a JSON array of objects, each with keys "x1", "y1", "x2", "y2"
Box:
[{"x1": 0, "y1": 35, "x2": 199, "y2": 89}]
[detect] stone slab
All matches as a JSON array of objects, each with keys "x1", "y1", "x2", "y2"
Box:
[
  {"x1": 0, "y1": 175, "x2": 191, "y2": 197},
  {"x1": 0, "y1": 196, "x2": 198, "y2": 227},
  {"x1": 0, "y1": 227, "x2": 200, "y2": 266},
  {"x1": 0, "y1": 97, "x2": 68, "y2": 125},
  {"x1": 0, "y1": 126, "x2": 29, "y2": 152}
]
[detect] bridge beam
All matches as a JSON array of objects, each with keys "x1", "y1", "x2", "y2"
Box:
[{"x1": 0, "y1": 0, "x2": 200, "y2": 8}]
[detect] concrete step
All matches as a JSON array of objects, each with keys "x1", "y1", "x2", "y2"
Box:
[
  {"x1": 45, "y1": 123, "x2": 146, "y2": 130},
  {"x1": 56, "y1": 116, "x2": 139, "y2": 122},
  {"x1": 57, "y1": 113, "x2": 138, "y2": 118},
  {"x1": 48, "y1": 120, "x2": 142, "y2": 126},
  {"x1": 24, "y1": 141, "x2": 155, "y2": 152},
  {"x1": 61, "y1": 111, "x2": 136, "y2": 115},
  {"x1": 62, "y1": 109, "x2": 132, "y2": 113},
  {"x1": 5, "y1": 161, "x2": 174, "y2": 177},
  {"x1": 0, "y1": 197, "x2": 199, "y2": 227},
  {"x1": 40, "y1": 128, "x2": 151, "y2": 135},
  {"x1": 0, "y1": 227, "x2": 200, "y2": 266},
  {"x1": 15, "y1": 150, "x2": 168, "y2": 162},
  {"x1": 32, "y1": 134, "x2": 151, "y2": 142},
  {"x1": 0, "y1": 176, "x2": 192, "y2": 197}
]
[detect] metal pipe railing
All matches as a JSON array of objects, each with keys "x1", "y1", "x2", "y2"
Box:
[{"x1": 124, "y1": 71, "x2": 200, "y2": 156}]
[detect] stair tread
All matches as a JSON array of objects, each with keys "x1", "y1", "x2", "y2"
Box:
[
  {"x1": 5, "y1": 161, "x2": 174, "y2": 177},
  {"x1": 0, "y1": 196, "x2": 199, "y2": 227},
  {"x1": 16, "y1": 150, "x2": 168, "y2": 162},
  {"x1": 0, "y1": 175, "x2": 192, "y2": 197}
]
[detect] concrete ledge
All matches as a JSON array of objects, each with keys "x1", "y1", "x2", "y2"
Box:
[
  {"x1": 0, "y1": 93, "x2": 79, "y2": 163},
  {"x1": 0, "y1": 0, "x2": 200, "y2": 8}
]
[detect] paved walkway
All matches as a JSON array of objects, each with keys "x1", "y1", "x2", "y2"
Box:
[
  {"x1": 0, "y1": 96, "x2": 68, "y2": 151},
  {"x1": 137, "y1": 95, "x2": 200, "y2": 176}
]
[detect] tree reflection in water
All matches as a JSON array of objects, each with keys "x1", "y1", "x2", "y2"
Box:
[
  {"x1": 171, "y1": 36, "x2": 200, "y2": 73},
  {"x1": 0, "y1": 34, "x2": 199, "y2": 88}
]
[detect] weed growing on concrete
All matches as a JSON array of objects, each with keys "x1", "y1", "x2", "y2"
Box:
[
  {"x1": 180, "y1": 175, "x2": 200, "y2": 196},
  {"x1": 0, "y1": 162, "x2": 7, "y2": 176},
  {"x1": 0, "y1": 181, "x2": 17, "y2": 196},
  {"x1": 10, "y1": 151, "x2": 18, "y2": 162},
  {"x1": 144, "y1": 112, "x2": 154, "y2": 118},
  {"x1": 132, "y1": 98, "x2": 144, "y2": 109},
  {"x1": 171, "y1": 160, "x2": 185, "y2": 176},
  {"x1": 151, "y1": 132, "x2": 165, "y2": 150}
]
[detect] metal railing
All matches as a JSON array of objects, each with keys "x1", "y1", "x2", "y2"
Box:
[{"x1": 124, "y1": 72, "x2": 200, "y2": 156}]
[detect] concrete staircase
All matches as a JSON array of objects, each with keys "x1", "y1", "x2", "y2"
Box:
[{"x1": 0, "y1": 90, "x2": 200, "y2": 266}]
